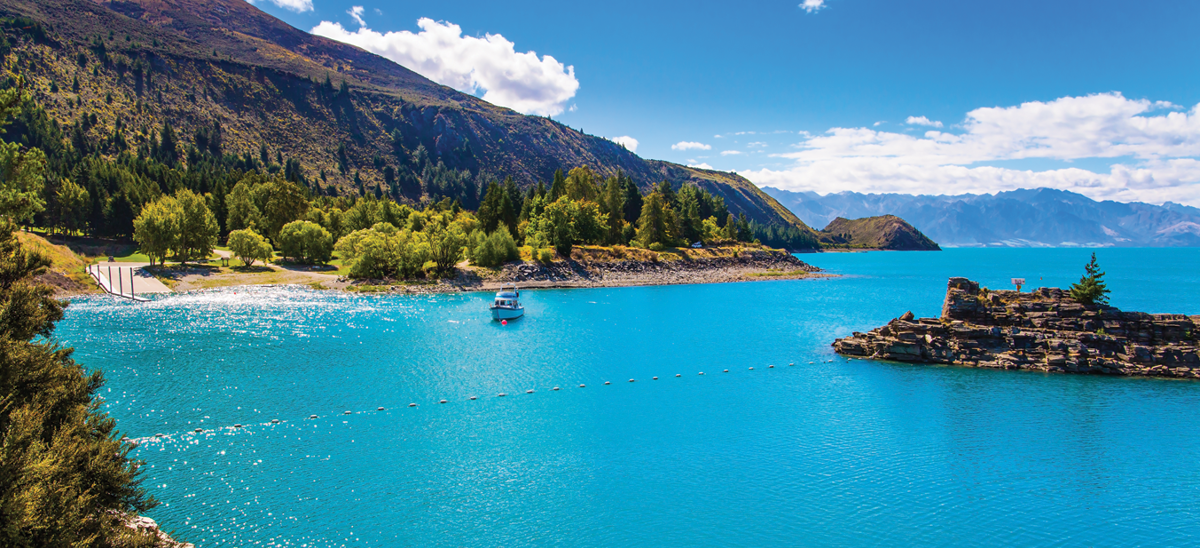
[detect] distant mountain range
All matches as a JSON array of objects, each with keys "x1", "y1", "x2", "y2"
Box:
[
  {"x1": 762, "y1": 187, "x2": 1200, "y2": 247},
  {"x1": 0, "y1": 0, "x2": 808, "y2": 231}
]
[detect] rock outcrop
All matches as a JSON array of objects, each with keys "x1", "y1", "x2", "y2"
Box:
[
  {"x1": 833, "y1": 277, "x2": 1200, "y2": 378},
  {"x1": 818, "y1": 215, "x2": 940, "y2": 250}
]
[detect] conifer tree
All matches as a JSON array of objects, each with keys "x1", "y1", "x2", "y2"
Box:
[
  {"x1": 1069, "y1": 252, "x2": 1111, "y2": 305},
  {"x1": 549, "y1": 168, "x2": 566, "y2": 200}
]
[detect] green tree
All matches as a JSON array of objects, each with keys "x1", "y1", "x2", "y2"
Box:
[
  {"x1": 174, "y1": 189, "x2": 219, "y2": 263},
  {"x1": 565, "y1": 166, "x2": 599, "y2": 203},
  {"x1": 542, "y1": 197, "x2": 578, "y2": 255},
  {"x1": 253, "y1": 177, "x2": 309, "y2": 242},
  {"x1": 0, "y1": 84, "x2": 47, "y2": 223},
  {"x1": 225, "y1": 181, "x2": 263, "y2": 233},
  {"x1": 1070, "y1": 252, "x2": 1111, "y2": 305},
  {"x1": 636, "y1": 192, "x2": 669, "y2": 247},
  {"x1": 132, "y1": 195, "x2": 179, "y2": 266},
  {"x1": 600, "y1": 175, "x2": 626, "y2": 244},
  {"x1": 277, "y1": 220, "x2": 333, "y2": 264},
  {"x1": 0, "y1": 219, "x2": 163, "y2": 546},
  {"x1": 227, "y1": 228, "x2": 274, "y2": 267},
  {"x1": 549, "y1": 168, "x2": 566, "y2": 201},
  {"x1": 54, "y1": 178, "x2": 90, "y2": 235}
]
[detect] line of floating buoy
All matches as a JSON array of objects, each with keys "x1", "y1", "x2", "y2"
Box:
[{"x1": 137, "y1": 360, "x2": 824, "y2": 442}]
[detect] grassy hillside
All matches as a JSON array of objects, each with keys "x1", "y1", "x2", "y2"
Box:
[
  {"x1": 14, "y1": 230, "x2": 99, "y2": 293},
  {"x1": 0, "y1": 0, "x2": 811, "y2": 235},
  {"x1": 819, "y1": 215, "x2": 940, "y2": 250}
]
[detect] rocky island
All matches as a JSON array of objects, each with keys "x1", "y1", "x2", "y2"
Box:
[{"x1": 834, "y1": 278, "x2": 1200, "y2": 379}]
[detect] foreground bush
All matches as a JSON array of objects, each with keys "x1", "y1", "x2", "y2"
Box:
[{"x1": 0, "y1": 220, "x2": 165, "y2": 546}]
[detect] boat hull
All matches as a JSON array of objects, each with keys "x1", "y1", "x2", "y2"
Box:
[{"x1": 491, "y1": 307, "x2": 524, "y2": 321}]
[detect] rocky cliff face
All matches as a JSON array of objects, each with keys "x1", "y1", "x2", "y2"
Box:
[{"x1": 833, "y1": 278, "x2": 1200, "y2": 379}]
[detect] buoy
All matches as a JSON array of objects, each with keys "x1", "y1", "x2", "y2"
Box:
[
  {"x1": 579, "y1": 384, "x2": 586, "y2": 388},
  {"x1": 309, "y1": 414, "x2": 318, "y2": 419},
  {"x1": 789, "y1": 363, "x2": 795, "y2": 366},
  {"x1": 502, "y1": 320, "x2": 507, "y2": 326},
  {"x1": 469, "y1": 396, "x2": 477, "y2": 400},
  {"x1": 439, "y1": 399, "x2": 447, "y2": 404},
  {"x1": 653, "y1": 376, "x2": 658, "y2": 380},
  {"x1": 408, "y1": 403, "x2": 417, "y2": 407},
  {"x1": 604, "y1": 381, "x2": 611, "y2": 385},
  {"x1": 194, "y1": 428, "x2": 203, "y2": 433},
  {"x1": 749, "y1": 367, "x2": 754, "y2": 370},
  {"x1": 724, "y1": 369, "x2": 729, "y2": 373},
  {"x1": 699, "y1": 372, "x2": 705, "y2": 375},
  {"x1": 629, "y1": 379, "x2": 635, "y2": 382},
  {"x1": 809, "y1": 361, "x2": 814, "y2": 364},
  {"x1": 271, "y1": 419, "x2": 280, "y2": 424},
  {"x1": 234, "y1": 424, "x2": 243, "y2": 428},
  {"x1": 553, "y1": 386, "x2": 560, "y2": 391},
  {"x1": 498, "y1": 393, "x2": 507, "y2": 397},
  {"x1": 526, "y1": 389, "x2": 534, "y2": 394},
  {"x1": 155, "y1": 433, "x2": 163, "y2": 438},
  {"x1": 769, "y1": 365, "x2": 774, "y2": 368},
  {"x1": 676, "y1": 374, "x2": 681, "y2": 377},
  {"x1": 344, "y1": 410, "x2": 352, "y2": 415},
  {"x1": 377, "y1": 407, "x2": 385, "y2": 411}
]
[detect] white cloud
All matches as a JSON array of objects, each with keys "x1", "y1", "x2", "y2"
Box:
[
  {"x1": 609, "y1": 136, "x2": 639, "y2": 153},
  {"x1": 689, "y1": 163, "x2": 715, "y2": 170},
  {"x1": 905, "y1": 116, "x2": 943, "y2": 128},
  {"x1": 249, "y1": 0, "x2": 312, "y2": 12},
  {"x1": 741, "y1": 93, "x2": 1200, "y2": 206},
  {"x1": 672, "y1": 141, "x2": 712, "y2": 151},
  {"x1": 312, "y1": 19, "x2": 579, "y2": 116},
  {"x1": 374, "y1": 8, "x2": 382, "y2": 15},
  {"x1": 873, "y1": 121, "x2": 885, "y2": 127},
  {"x1": 568, "y1": 104, "x2": 577, "y2": 112},
  {"x1": 347, "y1": 6, "x2": 365, "y2": 27},
  {"x1": 721, "y1": 150, "x2": 743, "y2": 156},
  {"x1": 800, "y1": 0, "x2": 826, "y2": 14},
  {"x1": 747, "y1": 141, "x2": 768, "y2": 148}
]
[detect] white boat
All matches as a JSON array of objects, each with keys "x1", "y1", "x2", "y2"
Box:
[{"x1": 490, "y1": 283, "x2": 525, "y2": 321}]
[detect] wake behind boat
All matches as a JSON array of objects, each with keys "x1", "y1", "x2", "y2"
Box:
[{"x1": 490, "y1": 283, "x2": 525, "y2": 321}]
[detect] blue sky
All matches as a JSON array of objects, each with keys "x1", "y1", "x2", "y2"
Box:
[{"x1": 249, "y1": 0, "x2": 1200, "y2": 205}]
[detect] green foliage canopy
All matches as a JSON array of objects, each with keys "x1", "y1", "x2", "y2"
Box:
[{"x1": 1070, "y1": 252, "x2": 1111, "y2": 305}]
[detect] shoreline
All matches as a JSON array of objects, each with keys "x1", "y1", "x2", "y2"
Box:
[{"x1": 64, "y1": 248, "x2": 830, "y2": 297}]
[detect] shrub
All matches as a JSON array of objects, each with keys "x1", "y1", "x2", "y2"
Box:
[
  {"x1": 277, "y1": 220, "x2": 333, "y2": 264},
  {"x1": 648, "y1": 242, "x2": 665, "y2": 252},
  {"x1": 227, "y1": 228, "x2": 274, "y2": 267},
  {"x1": 537, "y1": 248, "x2": 555, "y2": 264},
  {"x1": 469, "y1": 226, "x2": 519, "y2": 268}
]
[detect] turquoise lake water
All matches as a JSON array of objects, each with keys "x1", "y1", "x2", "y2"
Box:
[{"x1": 58, "y1": 248, "x2": 1200, "y2": 547}]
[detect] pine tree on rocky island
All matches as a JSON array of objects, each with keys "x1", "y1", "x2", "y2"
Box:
[{"x1": 1069, "y1": 252, "x2": 1111, "y2": 305}]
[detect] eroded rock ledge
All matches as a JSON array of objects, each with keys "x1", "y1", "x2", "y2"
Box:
[{"x1": 833, "y1": 277, "x2": 1200, "y2": 378}]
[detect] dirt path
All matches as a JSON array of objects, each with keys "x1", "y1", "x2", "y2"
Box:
[{"x1": 149, "y1": 262, "x2": 350, "y2": 292}]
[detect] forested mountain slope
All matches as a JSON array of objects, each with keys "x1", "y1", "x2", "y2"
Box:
[{"x1": 0, "y1": 0, "x2": 809, "y2": 235}]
